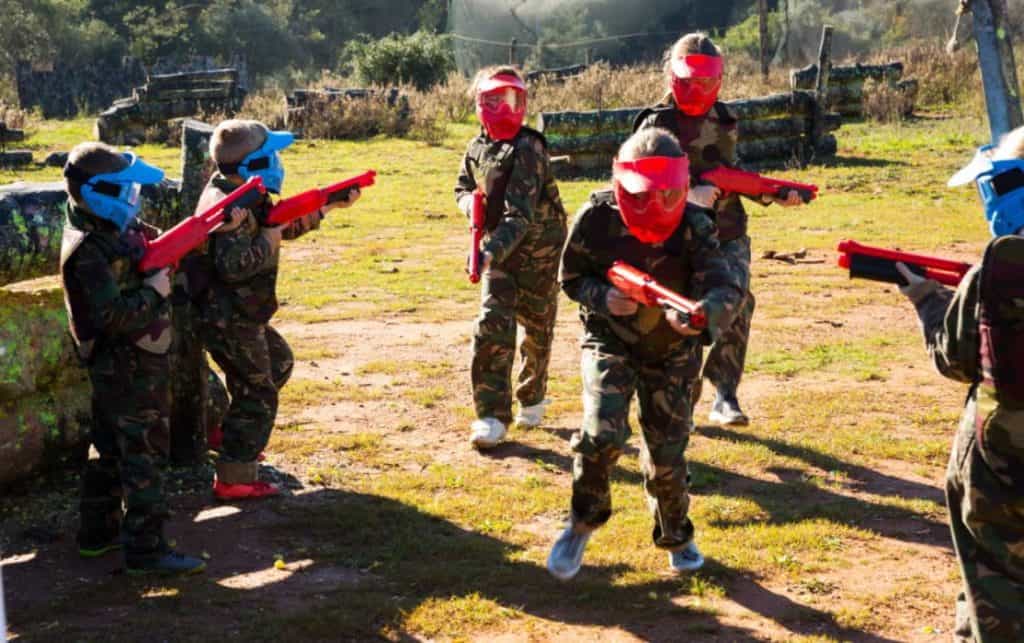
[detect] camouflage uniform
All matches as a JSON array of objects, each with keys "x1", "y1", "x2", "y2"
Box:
[
  {"x1": 192, "y1": 175, "x2": 317, "y2": 481},
  {"x1": 910, "y1": 237, "x2": 1024, "y2": 641},
  {"x1": 559, "y1": 190, "x2": 742, "y2": 548},
  {"x1": 455, "y1": 127, "x2": 568, "y2": 425},
  {"x1": 634, "y1": 100, "x2": 762, "y2": 400},
  {"x1": 60, "y1": 205, "x2": 174, "y2": 563}
]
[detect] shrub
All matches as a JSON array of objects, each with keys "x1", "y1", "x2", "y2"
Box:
[
  {"x1": 343, "y1": 30, "x2": 455, "y2": 92},
  {"x1": 861, "y1": 78, "x2": 914, "y2": 123}
]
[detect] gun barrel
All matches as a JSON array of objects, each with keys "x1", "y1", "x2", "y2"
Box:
[
  {"x1": 836, "y1": 239, "x2": 971, "y2": 276},
  {"x1": 838, "y1": 251, "x2": 965, "y2": 287}
]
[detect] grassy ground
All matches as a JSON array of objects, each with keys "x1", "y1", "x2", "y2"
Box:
[{"x1": 2, "y1": 110, "x2": 991, "y2": 641}]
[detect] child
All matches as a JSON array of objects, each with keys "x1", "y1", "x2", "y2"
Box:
[
  {"x1": 61, "y1": 142, "x2": 204, "y2": 574},
  {"x1": 195, "y1": 120, "x2": 359, "y2": 499},
  {"x1": 547, "y1": 128, "x2": 742, "y2": 580},
  {"x1": 897, "y1": 128, "x2": 1024, "y2": 641},
  {"x1": 454, "y1": 66, "x2": 568, "y2": 448},
  {"x1": 633, "y1": 32, "x2": 803, "y2": 427}
]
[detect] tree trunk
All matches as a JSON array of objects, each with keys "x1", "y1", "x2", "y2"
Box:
[{"x1": 971, "y1": 0, "x2": 1024, "y2": 143}]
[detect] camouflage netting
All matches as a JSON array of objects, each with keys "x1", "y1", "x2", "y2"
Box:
[{"x1": 0, "y1": 120, "x2": 228, "y2": 488}]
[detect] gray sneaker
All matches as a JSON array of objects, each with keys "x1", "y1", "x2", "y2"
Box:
[
  {"x1": 546, "y1": 525, "x2": 591, "y2": 581},
  {"x1": 708, "y1": 393, "x2": 749, "y2": 426},
  {"x1": 669, "y1": 541, "x2": 705, "y2": 573}
]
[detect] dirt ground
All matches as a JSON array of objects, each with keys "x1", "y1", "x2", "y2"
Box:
[{"x1": 2, "y1": 297, "x2": 961, "y2": 642}]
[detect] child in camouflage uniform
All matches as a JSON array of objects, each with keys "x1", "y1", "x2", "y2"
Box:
[
  {"x1": 455, "y1": 66, "x2": 568, "y2": 449},
  {"x1": 634, "y1": 33, "x2": 803, "y2": 427},
  {"x1": 898, "y1": 128, "x2": 1024, "y2": 642},
  {"x1": 61, "y1": 142, "x2": 205, "y2": 575},
  {"x1": 547, "y1": 128, "x2": 742, "y2": 580},
  {"x1": 196, "y1": 120, "x2": 359, "y2": 499}
]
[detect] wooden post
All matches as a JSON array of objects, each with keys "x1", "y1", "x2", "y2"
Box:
[
  {"x1": 759, "y1": 0, "x2": 770, "y2": 80},
  {"x1": 811, "y1": 25, "x2": 834, "y2": 159},
  {"x1": 509, "y1": 38, "x2": 517, "y2": 66},
  {"x1": 970, "y1": 0, "x2": 1023, "y2": 143}
]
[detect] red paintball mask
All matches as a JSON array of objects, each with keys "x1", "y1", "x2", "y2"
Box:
[
  {"x1": 671, "y1": 54, "x2": 723, "y2": 116},
  {"x1": 476, "y1": 74, "x2": 527, "y2": 141},
  {"x1": 613, "y1": 155, "x2": 690, "y2": 244}
]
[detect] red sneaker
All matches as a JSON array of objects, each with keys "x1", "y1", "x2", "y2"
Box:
[{"x1": 213, "y1": 480, "x2": 280, "y2": 500}]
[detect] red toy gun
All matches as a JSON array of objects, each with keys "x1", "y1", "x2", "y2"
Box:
[
  {"x1": 138, "y1": 176, "x2": 266, "y2": 272},
  {"x1": 468, "y1": 189, "x2": 486, "y2": 284},
  {"x1": 606, "y1": 261, "x2": 707, "y2": 329},
  {"x1": 264, "y1": 170, "x2": 376, "y2": 226},
  {"x1": 700, "y1": 166, "x2": 818, "y2": 203},
  {"x1": 836, "y1": 239, "x2": 971, "y2": 287}
]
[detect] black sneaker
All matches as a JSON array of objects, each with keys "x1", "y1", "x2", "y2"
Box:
[
  {"x1": 78, "y1": 538, "x2": 123, "y2": 559},
  {"x1": 708, "y1": 393, "x2": 750, "y2": 426},
  {"x1": 126, "y1": 549, "x2": 207, "y2": 576}
]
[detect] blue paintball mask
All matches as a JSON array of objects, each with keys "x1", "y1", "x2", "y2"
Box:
[
  {"x1": 949, "y1": 144, "x2": 1024, "y2": 237},
  {"x1": 63, "y1": 153, "x2": 165, "y2": 231},
  {"x1": 218, "y1": 130, "x2": 294, "y2": 194}
]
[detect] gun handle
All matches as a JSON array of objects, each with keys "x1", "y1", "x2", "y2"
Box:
[
  {"x1": 779, "y1": 187, "x2": 815, "y2": 204},
  {"x1": 326, "y1": 186, "x2": 357, "y2": 205}
]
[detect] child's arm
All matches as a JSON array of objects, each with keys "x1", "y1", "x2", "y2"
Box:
[
  {"x1": 559, "y1": 209, "x2": 615, "y2": 316},
  {"x1": 900, "y1": 264, "x2": 981, "y2": 383},
  {"x1": 454, "y1": 150, "x2": 477, "y2": 217},
  {"x1": 213, "y1": 214, "x2": 279, "y2": 282},
  {"x1": 72, "y1": 242, "x2": 166, "y2": 336},
  {"x1": 686, "y1": 211, "x2": 744, "y2": 342},
  {"x1": 484, "y1": 138, "x2": 546, "y2": 264},
  {"x1": 280, "y1": 210, "x2": 322, "y2": 241}
]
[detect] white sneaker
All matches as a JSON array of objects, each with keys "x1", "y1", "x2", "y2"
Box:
[
  {"x1": 514, "y1": 399, "x2": 550, "y2": 428},
  {"x1": 547, "y1": 525, "x2": 591, "y2": 581},
  {"x1": 469, "y1": 417, "x2": 507, "y2": 449},
  {"x1": 669, "y1": 541, "x2": 705, "y2": 573}
]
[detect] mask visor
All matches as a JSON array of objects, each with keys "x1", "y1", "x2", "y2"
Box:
[
  {"x1": 613, "y1": 156, "x2": 689, "y2": 194},
  {"x1": 671, "y1": 54, "x2": 723, "y2": 80}
]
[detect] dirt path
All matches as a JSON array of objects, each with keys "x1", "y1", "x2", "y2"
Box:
[{"x1": 2, "y1": 304, "x2": 959, "y2": 642}]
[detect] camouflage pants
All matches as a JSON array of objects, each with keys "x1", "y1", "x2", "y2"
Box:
[
  {"x1": 700, "y1": 235, "x2": 754, "y2": 399},
  {"x1": 471, "y1": 243, "x2": 560, "y2": 425},
  {"x1": 947, "y1": 404, "x2": 1024, "y2": 642},
  {"x1": 570, "y1": 347, "x2": 697, "y2": 550},
  {"x1": 79, "y1": 344, "x2": 171, "y2": 561},
  {"x1": 202, "y1": 320, "x2": 294, "y2": 468}
]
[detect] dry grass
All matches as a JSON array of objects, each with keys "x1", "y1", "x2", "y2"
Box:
[
  {"x1": 862, "y1": 78, "x2": 916, "y2": 123},
  {"x1": 0, "y1": 101, "x2": 34, "y2": 130}
]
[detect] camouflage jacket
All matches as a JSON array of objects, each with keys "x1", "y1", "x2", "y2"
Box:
[
  {"x1": 634, "y1": 98, "x2": 766, "y2": 242},
  {"x1": 913, "y1": 237, "x2": 1024, "y2": 488},
  {"x1": 454, "y1": 126, "x2": 567, "y2": 265},
  {"x1": 560, "y1": 190, "x2": 743, "y2": 362},
  {"x1": 60, "y1": 205, "x2": 171, "y2": 361},
  {"x1": 192, "y1": 174, "x2": 321, "y2": 325}
]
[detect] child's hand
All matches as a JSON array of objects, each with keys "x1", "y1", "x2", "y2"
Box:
[
  {"x1": 144, "y1": 268, "x2": 172, "y2": 299},
  {"x1": 324, "y1": 187, "x2": 361, "y2": 215},
  {"x1": 666, "y1": 308, "x2": 703, "y2": 336},
  {"x1": 221, "y1": 207, "x2": 251, "y2": 231},
  {"x1": 261, "y1": 225, "x2": 283, "y2": 251},
  {"x1": 687, "y1": 184, "x2": 721, "y2": 209},
  {"x1": 606, "y1": 287, "x2": 639, "y2": 316},
  {"x1": 772, "y1": 190, "x2": 805, "y2": 207},
  {"x1": 895, "y1": 262, "x2": 939, "y2": 303}
]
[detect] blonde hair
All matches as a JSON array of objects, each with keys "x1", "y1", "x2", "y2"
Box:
[
  {"x1": 210, "y1": 119, "x2": 269, "y2": 167},
  {"x1": 663, "y1": 32, "x2": 721, "y2": 81},
  {"x1": 65, "y1": 142, "x2": 129, "y2": 207},
  {"x1": 468, "y1": 65, "x2": 525, "y2": 97},
  {"x1": 993, "y1": 126, "x2": 1024, "y2": 160}
]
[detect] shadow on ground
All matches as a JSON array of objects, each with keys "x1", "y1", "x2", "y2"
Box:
[{"x1": 5, "y1": 484, "x2": 903, "y2": 642}]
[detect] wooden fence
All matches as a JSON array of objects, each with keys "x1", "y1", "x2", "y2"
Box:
[{"x1": 539, "y1": 90, "x2": 841, "y2": 175}]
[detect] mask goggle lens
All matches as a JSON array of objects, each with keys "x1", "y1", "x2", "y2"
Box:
[
  {"x1": 480, "y1": 88, "x2": 524, "y2": 112},
  {"x1": 124, "y1": 182, "x2": 142, "y2": 206},
  {"x1": 619, "y1": 188, "x2": 686, "y2": 212}
]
